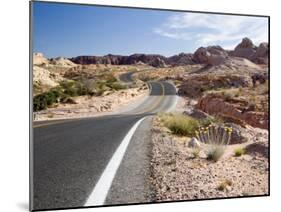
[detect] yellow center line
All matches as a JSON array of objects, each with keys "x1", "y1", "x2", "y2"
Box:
[{"x1": 133, "y1": 81, "x2": 165, "y2": 115}]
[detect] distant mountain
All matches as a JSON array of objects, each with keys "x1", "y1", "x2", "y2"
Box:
[{"x1": 39, "y1": 37, "x2": 267, "y2": 68}]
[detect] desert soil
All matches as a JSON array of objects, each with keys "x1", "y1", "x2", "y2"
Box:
[
  {"x1": 151, "y1": 94, "x2": 269, "y2": 201},
  {"x1": 150, "y1": 98, "x2": 269, "y2": 201}
]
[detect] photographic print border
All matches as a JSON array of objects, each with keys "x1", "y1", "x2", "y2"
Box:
[{"x1": 29, "y1": 1, "x2": 270, "y2": 211}]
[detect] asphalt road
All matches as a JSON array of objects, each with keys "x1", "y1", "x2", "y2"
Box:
[
  {"x1": 32, "y1": 79, "x2": 177, "y2": 210},
  {"x1": 118, "y1": 71, "x2": 136, "y2": 83}
]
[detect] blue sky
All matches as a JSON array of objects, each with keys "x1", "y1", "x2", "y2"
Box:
[{"x1": 33, "y1": 2, "x2": 268, "y2": 58}]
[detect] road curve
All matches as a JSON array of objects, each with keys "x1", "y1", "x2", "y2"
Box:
[{"x1": 32, "y1": 79, "x2": 177, "y2": 210}]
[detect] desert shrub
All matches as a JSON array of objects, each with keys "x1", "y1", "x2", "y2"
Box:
[
  {"x1": 59, "y1": 80, "x2": 87, "y2": 97},
  {"x1": 33, "y1": 94, "x2": 48, "y2": 111},
  {"x1": 108, "y1": 82, "x2": 126, "y2": 90},
  {"x1": 206, "y1": 146, "x2": 225, "y2": 162},
  {"x1": 234, "y1": 147, "x2": 246, "y2": 157},
  {"x1": 99, "y1": 73, "x2": 117, "y2": 83},
  {"x1": 195, "y1": 124, "x2": 232, "y2": 162},
  {"x1": 33, "y1": 75, "x2": 126, "y2": 111},
  {"x1": 33, "y1": 89, "x2": 60, "y2": 111},
  {"x1": 191, "y1": 148, "x2": 200, "y2": 158},
  {"x1": 162, "y1": 113, "x2": 199, "y2": 136}
]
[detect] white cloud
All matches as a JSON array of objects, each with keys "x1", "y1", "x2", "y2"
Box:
[
  {"x1": 153, "y1": 28, "x2": 192, "y2": 40},
  {"x1": 154, "y1": 13, "x2": 268, "y2": 49}
]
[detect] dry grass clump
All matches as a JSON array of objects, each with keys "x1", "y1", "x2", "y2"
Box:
[
  {"x1": 195, "y1": 124, "x2": 232, "y2": 162},
  {"x1": 191, "y1": 147, "x2": 200, "y2": 158},
  {"x1": 159, "y1": 113, "x2": 199, "y2": 137},
  {"x1": 234, "y1": 147, "x2": 246, "y2": 157}
]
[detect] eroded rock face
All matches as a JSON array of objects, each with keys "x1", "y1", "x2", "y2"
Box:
[
  {"x1": 69, "y1": 38, "x2": 268, "y2": 66},
  {"x1": 49, "y1": 57, "x2": 77, "y2": 67},
  {"x1": 235, "y1": 37, "x2": 255, "y2": 49},
  {"x1": 33, "y1": 53, "x2": 49, "y2": 66},
  {"x1": 231, "y1": 37, "x2": 268, "y2": 64},
  {"x1": 70, "y1": 54, "x2": 169, "y2": 67},
  {"x1": 232, "y1": 38, "x2": 256, "y2": 61},
  {"x1": 167, "y1": 53, "x2": 195, "y2": 66},
  {"x1": 33, "y1": 66, "x2": 61, "y2": 88},
  {"x1": 193, "y1": 46, "x2": 228, "y2": 66},
  {"x1": 178, "y1": 74, "x2": 251, "y2": 98},
  {"x1": 196, "y1": 93, "x2": 268, "y2": 129},
  {"x1": 149, "y1": 57, "x2": 167, "y2": 68},
  {"x1": 253, "y1": 43, "x2": 269, "y2": 64}
]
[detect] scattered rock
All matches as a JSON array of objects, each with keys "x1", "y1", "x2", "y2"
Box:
[
  {"x1": 188, "y1": 137, "x2": 201, "y2": 148},
  {"x1": 245, "y1": 142, "x2": 268, "y2": 158},
  {"x1": 183, "y1": 108, "x2": 210, "y2": 120}
]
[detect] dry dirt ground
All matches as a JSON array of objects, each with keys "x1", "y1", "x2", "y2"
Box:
[{"x1": 150, "y1": 98, "x2": 269, "y2": 201}]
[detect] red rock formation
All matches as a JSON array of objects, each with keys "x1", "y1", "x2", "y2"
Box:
[
  {"x1": 231, "y1": 37, "x2": 268, "y2": 64},
  {"x1": 196, "y1": 93, "x2": 268, "y2": 129}
]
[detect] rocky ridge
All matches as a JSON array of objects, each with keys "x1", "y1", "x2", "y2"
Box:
[{"x1": 69, "y1": 38, "x2": 268, "y2": 67}]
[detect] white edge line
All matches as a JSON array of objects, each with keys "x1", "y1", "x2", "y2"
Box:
[
  {"x1": 166, "y1": 95, "x2": 178, "y2": 112},
  {"x1": 84, "y1": 117, "x2": 147, "y2": 206}
]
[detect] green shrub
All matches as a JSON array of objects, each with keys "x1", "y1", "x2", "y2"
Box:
[
  {"x1": 33, "y1": 94, "x2": 48, "y2": 111},
  {"x1": 234, "y1": 147, "x2": 246, "y2": 157},
  {"x1": 162, "y1": 113, "x2": 199, "y2": 136},
  {"x1": 33, "y1": 76, "x2": 125, "y2": 111},
  {"x1": 98, "y1": 73, "x2": 117, "y2": 83},
  {"x1": 109, "y1": 82, "x2": 126, "y2": 90},
  {"x1": 33, "y1": 89, "x2": 61, "y2": 111}
]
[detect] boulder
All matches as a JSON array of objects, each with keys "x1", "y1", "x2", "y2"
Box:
[
  {"x1": 224, "y1": 123, "x2": 248, "y2": 144},
  {"x1": 193, "y1": 46, "x2": 228, "y2": 66},
  {"x1": 245, "y1": 142, "x2": 268, "y2": 158},
  {"x1": 188, "y1": 137, "x2": 201, "y2": 148},
  {"x1": 183, "y1": 108, "x2": 210, "y2": 120}
]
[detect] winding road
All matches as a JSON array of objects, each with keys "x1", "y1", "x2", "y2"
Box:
[{"x1": 31, "y1": 72, "x2": 177, "y2": 210}]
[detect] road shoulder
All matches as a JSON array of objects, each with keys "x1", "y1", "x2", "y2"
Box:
[{"x1": 105, "y1": 116, "x2": 155, "y2": 205}]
